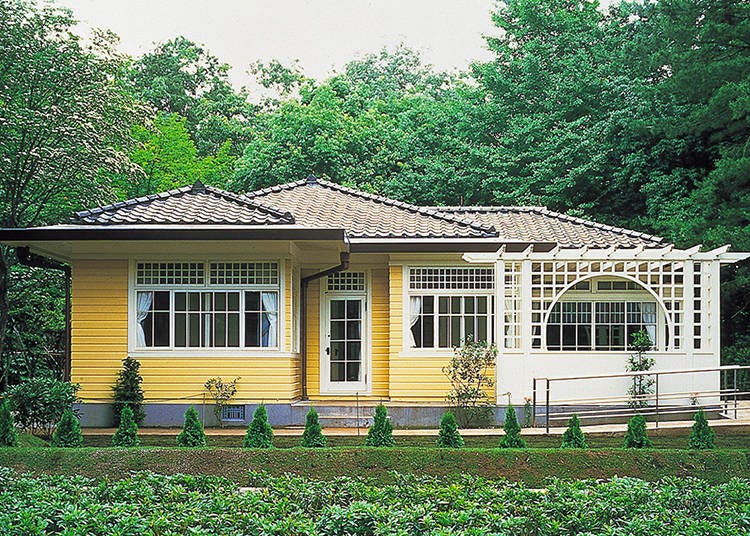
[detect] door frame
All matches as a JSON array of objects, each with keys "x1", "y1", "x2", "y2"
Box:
[{"x1": 319, "y1": 271, "x2": 371, "y2": 395}]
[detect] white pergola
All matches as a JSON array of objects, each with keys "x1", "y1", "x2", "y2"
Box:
[{"x1": 463, "y1": 245, "x2": 750, "y2": 355}]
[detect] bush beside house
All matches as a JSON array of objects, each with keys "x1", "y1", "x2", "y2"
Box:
[
  {"x1": 112, "y1": 356, "x2": 145, "y2": 426},
  {"x1": 624, "y1": 415, "x2": 652, "y2": 448},
  {"x1": 243, "y1": 404, "x2": 274, "y2": 448},
  {"x1": 176, "y1": 407, "x2": 206, "y2": 447},
  {"x1": 499, "y1": 404, "x2": 526, "y2": 448},
  {"x1": 51, "y1": 409, "x2": 83, "y2": 447},
  {"x1": 112, "y1": 406, "x2": 140, "y2": 447},
  {"x1": 436, "y1": 411, "x2": 464, "y2": 448},
  {"x1": 366, "y1": 405, "x2": 395, "y2": 447},
  {"x1": 301, "y1": 407, "x2": 326, "y2": 448},
  {"x1": 561, "y1": 414, "x2": 587, "y2": 449},
  {"x1": 688, "y1": 409, "x2": 715, "y2": 450}
]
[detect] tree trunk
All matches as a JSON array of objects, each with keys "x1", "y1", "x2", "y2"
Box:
[{"x1": 0, "y1": 247, "x2": 11, "y2": 392}]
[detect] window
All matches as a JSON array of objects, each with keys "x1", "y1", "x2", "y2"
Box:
[
  {"x1": 546, "y1": 301, "x2": 657, "y2": 351},
  {"x1": 222, "y1": 405, "x2": 245, "y2": 421},
  {"x1": 134, "y1": 261, "x2": 280, "y2": 350},
  {"x1": 408, "y1": 267, "x2": 495, "y2": 349}
]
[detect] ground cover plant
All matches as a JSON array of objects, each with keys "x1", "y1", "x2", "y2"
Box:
[{"x1": 0, "y1": 468, "x2": 747, "y2": 535}]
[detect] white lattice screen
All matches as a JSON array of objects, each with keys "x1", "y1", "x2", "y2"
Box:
[
  {"x1": 209, "y1": 262, "x2": 279, "y2": 286},
  {"x1": 498, "y1": 259, "x2": 711, "y2": 351},
  {"x1": 327, "y1": 272, "x2": 366, "y2": 292},
  {"x1": 409, "y1": 267, "x2": 494, "y2": 290},
  {"x1": 136, "y1": 262, "x2": 205, "y2": 286}
]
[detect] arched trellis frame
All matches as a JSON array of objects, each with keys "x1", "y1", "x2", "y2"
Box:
[
  {"x1": 465, "y1": 245, "x2": 749, "y2": 355},
  {"x1": 540, "y1": 272, "x2": 673, "y2": 351}
]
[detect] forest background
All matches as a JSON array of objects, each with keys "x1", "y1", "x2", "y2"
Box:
[{"x1": 0, "y1": 0, "x2": 747, "y2": 387}]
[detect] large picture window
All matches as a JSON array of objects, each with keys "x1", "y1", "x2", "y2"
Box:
[
  {"x1": 407, "y1": 267, "x2": 495, "y2": 350},
  {"x1": 546, "y1": 301, "x2": 657, "y2": 351},
  {"x1": 134, "y1": 261, "x2": 280, "y2": 350}
]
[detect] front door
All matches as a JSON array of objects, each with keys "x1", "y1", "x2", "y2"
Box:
[{"x1": 322, "y1": 295, "x2": 368, "y2": 393}]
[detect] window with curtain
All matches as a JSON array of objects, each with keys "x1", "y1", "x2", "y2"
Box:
[
  {"x1": 546, "y1": 301, "x2": 657, "y2": 351},
  {"x1": 407, "y1": 266, "x2": 495, "y2": 350},
  {"x1": 134, "y1": 261, "x2": 280, "y2": 350}
]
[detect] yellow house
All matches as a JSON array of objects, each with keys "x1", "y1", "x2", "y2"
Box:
[{"x1": 1, "y1": 174, "x2": 747, "y2": 426}]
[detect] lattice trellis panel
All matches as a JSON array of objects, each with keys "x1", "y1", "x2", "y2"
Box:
[
  {"x1": 503, "y1": 262, "x2": 522, "y2": 349},
  {"x1": 497, "y1": 259, "x2": 713, "y2": 352}
]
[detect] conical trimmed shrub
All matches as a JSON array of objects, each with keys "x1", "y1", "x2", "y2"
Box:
[
  {"x1": 243, "y1": 404, "x2": 274, "y2": 448},
  {"x1": 176, "y1": 406, "x2": 206, "y2": 447},
  {"x1": 51, "y1": 409, "x2": 83, "y2": 447},
  {"x1": 112, "y1": 356, "x2": 145, "y2": 426},
  {"x1": 366, "y1": 404, "x2": 395, "y2": 447},
  {"x1": 688, "y1": 408, "x2": 715, "y2": 449},
  {"x1": 561, "y1": 414, "x2": 587, "y2": 448},
  {"x1": 436, "y1": 411, "x2": 464, "y2": 448},
  {"x1": 301, "y1": 407, "x2": 327, "y2": 448},
  {"x1": 112, "y1": 405, "x2": 140, "y2": 447},
  {"x1": 499, "y1": 404, "x2": 526, "y2": 448},
  {"x1": 624, "y1": 414, "x2": 652, "y2": 448},
  {"x1": 0, "y1": 399, "x2": 18, "y2": 447}
]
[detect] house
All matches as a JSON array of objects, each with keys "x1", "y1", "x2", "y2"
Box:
[{"x1": 1, "y1": 174, "x2": 747, "y2": 426}]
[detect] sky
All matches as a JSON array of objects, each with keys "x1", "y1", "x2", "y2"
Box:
[{"x1": 58, "y1": 0, "x2": 500, "y2": 90}]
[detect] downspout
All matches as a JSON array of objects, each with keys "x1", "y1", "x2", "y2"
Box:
[
  {"x1": 300, "y1": 251, "x2": 350, "y2": 400},
  {"x1": 16, "y1": 247, "x2": 71, "y2": 381}
]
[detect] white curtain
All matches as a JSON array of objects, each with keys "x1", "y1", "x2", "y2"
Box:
[
  {"x1": 136, "y1": 291, "x2": 153, "y2": 347},
  {"x1": 261, "y1": 291, "x2": 278, "y2": 347},
  {"x1": 408, "y1": 296, "x2": 421, "y2": 347}
]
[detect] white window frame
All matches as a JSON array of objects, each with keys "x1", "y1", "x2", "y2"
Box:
[
  {"x1": 128, "y1": 259, "x2": 287, "y2": 357},
  {"x1": 402, "y1": 265, "x2": 495, "y2": 355},
  {"x1": 543, "y1": 280, "x2": 664, "y2": 352}
]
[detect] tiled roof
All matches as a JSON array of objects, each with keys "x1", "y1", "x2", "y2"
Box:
[
  {"x1": 243, "y1": 175, "x2": 497, "y2": 239},
  {"x1": 430, "y1": 206, "x2": 666, "y2": 248},
  {"x1": 73, "y1": 181, "x2": 295, "y2": 225}
]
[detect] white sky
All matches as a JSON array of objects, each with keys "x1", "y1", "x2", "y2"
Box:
[{"x1": 58, "y1": 0, "x2": 500, "y2": 90}]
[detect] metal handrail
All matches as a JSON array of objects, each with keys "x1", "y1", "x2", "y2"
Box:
[{"x1": 532, "y1": 365, "x2": 750, "y2": 433}]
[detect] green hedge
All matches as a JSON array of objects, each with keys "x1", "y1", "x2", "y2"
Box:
[{"x1": 0, "y1": 447, "x2": 747, "y2": 486}]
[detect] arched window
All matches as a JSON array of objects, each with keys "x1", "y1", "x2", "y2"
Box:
[{"x1": 544, "y1": 276, "x2": 662, "y2": 351}]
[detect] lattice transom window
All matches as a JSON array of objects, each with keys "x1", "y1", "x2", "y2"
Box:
[
  {"x1": 328, "y1": 272, "x2": 366, "y2": 292},
  {"x1": 136, "y1": 262, "x2": 205, "y2": 286},
  {"x1": 409, "y1": 267, "x2": 494, "y2": 290},
  {"x1": 209, "y1": 262, "x2": 279, "y2": 286}
]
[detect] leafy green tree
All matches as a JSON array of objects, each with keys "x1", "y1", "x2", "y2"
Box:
[
  {"x1": 436, "y1": 411, "x2": 464, "y2": 448},
  {"x1": 0, "y1": 398, "x2": 18, "y2": 447},
  {"x1": 561, "y1": 414, "x2": 587, "y2": 449},
  {"x1": 112, "y1": 405, "x2": 140, "y2": 447},
  {"x1": 128, "y1": 36, "x2": 251, "y2": 157},
  {"x1": 499, "y1": 404, "x2": 526, "y2": 448},
  {"x1": 626, "y1": 331, "x2": 656, "y2": 409},
  {"x1": 624, "y1": 414, "x2": 653, "y2": 449},
  {"x1": 176, "y1": 406, "x2": 206, "y2": 447},
  {"x1": 112, "y1": 356, "x2": 145, "y2": 426},
  {"x1": 300, "y1": 407, "x2": 327, "y2": 448},
  {"x1": 688, "y1": 408, "x2": 715, "y2": 450},
  {"x1": 8, "y1": 378, "x2": 80, "y2": 436},
  {"x1": 243, "y1": 404, "x2": 274, "y2": 448},
  {"x1": 0, "y1": 0, "x2": 145, "y2": 387},
  {"x1": 51, "y1": 409, "x2": 82, "y2": 447},
  {"x1": 365, "y1": 404, "x2": 395, "y2": 447}
]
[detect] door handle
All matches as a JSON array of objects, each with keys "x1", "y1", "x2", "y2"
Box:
[{"x1": 325, "y1": 347, "x2": 330, "y2": 355}]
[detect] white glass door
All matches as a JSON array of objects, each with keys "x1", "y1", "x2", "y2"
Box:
[{"x1": 323, "y1": 296, "x2": 367, "y2": 393}]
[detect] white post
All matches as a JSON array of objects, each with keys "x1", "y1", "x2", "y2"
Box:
[{"x1": 495, "y1": 260, "x2": 504, "y2": 405}]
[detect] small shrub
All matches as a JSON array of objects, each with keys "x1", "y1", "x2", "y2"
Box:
[
  {"x1": 8, "y1": 378, "x2": 80, "y2": 436},
  {"x1": 436, "y1": 411, "x2": 464, "y2": 448},
  {"x1": 176, "y1": 407, "x2": 206, "y2": 447},
  {"x1": 51, "y1": 409, "x2": 82, "y2": 447},
  {"x1": 366, "y1": 404, "x2": 394, "y2": 447},
  {"x1": 626, "y1": 330, "x2": 655, "y2": 408},
  {"x1": 301, "y1": 407, "x2": 326, "y2": 448},
  {"x1": 112, "y1": 405, "x2": 140, "y2": 447},
  {"x1": 560, "y1": 414, "x2": 587, "y2": 448},
  {"x1": 688, "y1": 408, "x2": 715, "y2": 450},
  {"x1": 624, "y1": 414, "x2": 652, "y2": 448},
  {"x1": 204, "y1": 376, "x2": 240, "y2": 427},
  {"x1": 443, "y1": 341, "x2": 497, "y2": 428},
  {"x1": 0, "y1": 398, "x2": 18, "y2": 447},
  {"x1": 112, "y1": 356, "x2": 145, "y2": 426},
  {"x1": 499, "y1": 404, "x2": 526, "y2": 448},
  {"x1": 243, "y1": 404, "x2": 274, "y2": 448}
]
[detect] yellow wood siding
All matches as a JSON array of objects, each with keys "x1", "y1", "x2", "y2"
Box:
[
  {"x1": 388, "y1": 264, "x2": 496, "y2": 403},
  {"x1": 71, "y1": 260, "x2": 128, "y2": 401},
  {"x1": 71, "y1": 259, "x2": 299, "y2": 404}
]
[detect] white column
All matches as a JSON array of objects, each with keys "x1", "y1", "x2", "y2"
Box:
[{"x1": 495, "y1": 260, "x2": 504, "y2": 403}]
